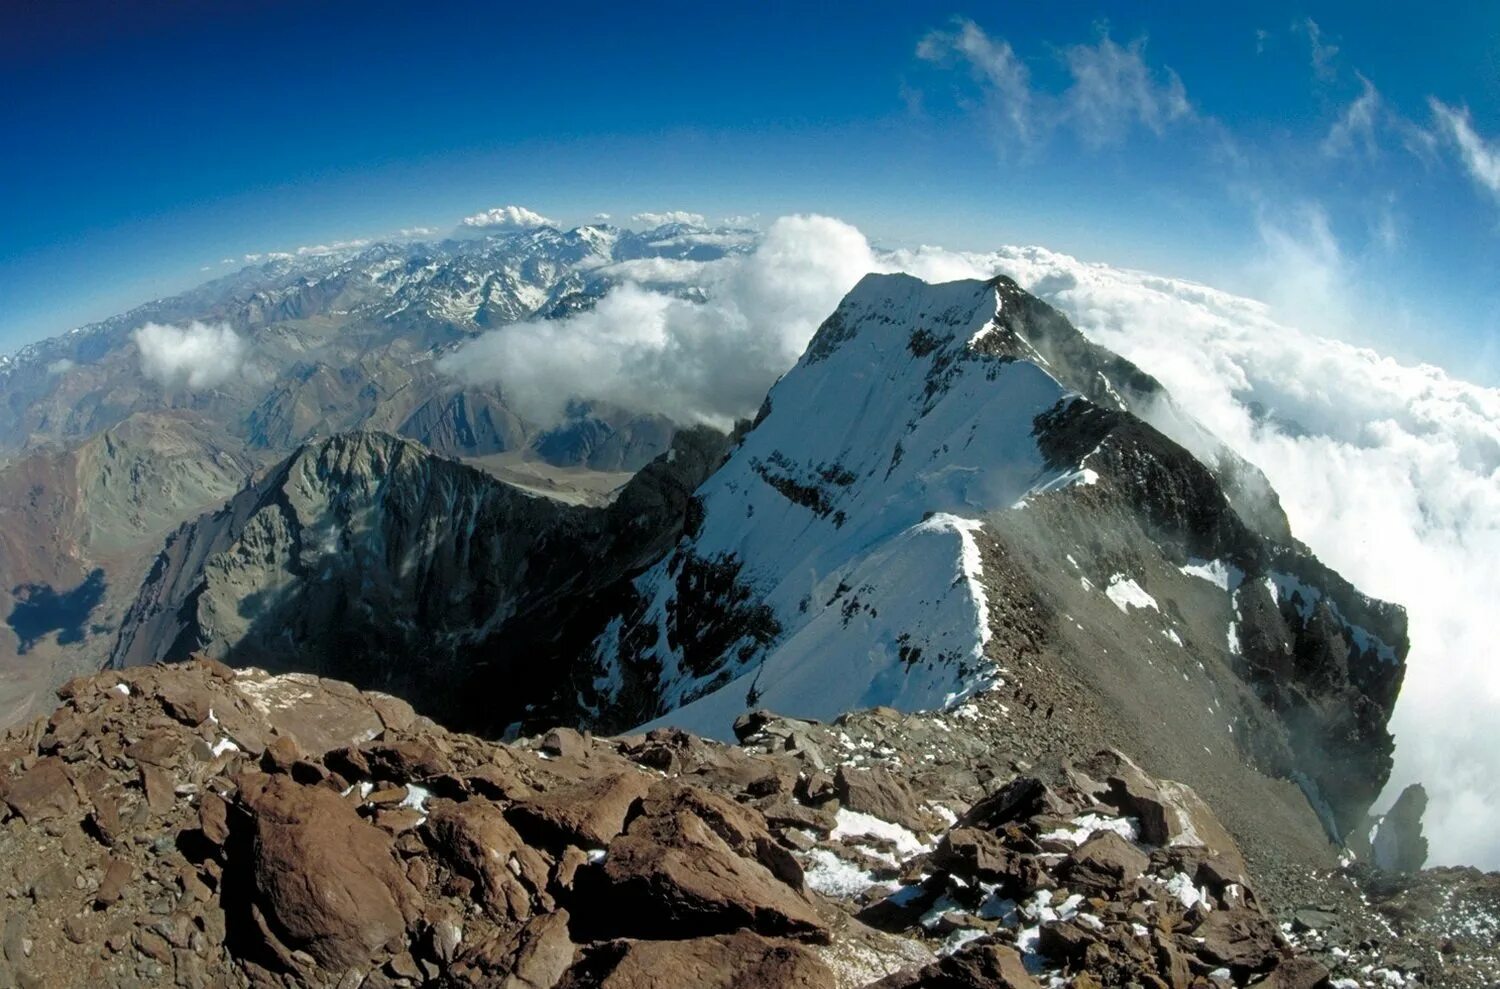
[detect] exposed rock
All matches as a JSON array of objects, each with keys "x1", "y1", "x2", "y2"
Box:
[
  {"x1": 871, "y1": 940, "x2": 1039, "y2": 988},
  {"x1": 0, "y1": 757, "x2": 78, "y2": 823},
  {"x1": 506, "y1": 772, "x2": 652, "y2": 850},
  {"x1": 836, "y1": 766, "x2": 931, "y2": 834},
  {"x1": 1372, "y1": 783, "x2": 1429, "y2": 873},
  {"x1": 587, "y1": 788, "x2": 827, "y2": 942},
  {"x1": 237, "y1": 772, "x2": 420, "y2": 969},
  {"x1": 1060, "y1": 831, "x2": 1149, "y2": 892},
  {"x1": 425, "y1": 798, "x2": 551, "y2": 922},
  {"x1": 562, "y1": 931, "x2": 835, "y2": 989}
]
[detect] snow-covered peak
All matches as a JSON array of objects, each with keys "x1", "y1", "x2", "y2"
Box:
[{"x1": 583, "y1": 273, "x2": 1091, "y2": 738}]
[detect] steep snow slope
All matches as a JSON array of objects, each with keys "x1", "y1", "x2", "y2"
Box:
[{"x1": 586, "y1": 275, "x2": 1094, "y2": 731}]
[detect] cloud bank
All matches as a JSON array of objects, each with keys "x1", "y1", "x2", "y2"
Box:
[
  {"x1": 133, "y1": 321, "x2": 247, "y2": 390},
  {"x1": 461, "y1": 205, "x2": 555, "y2": 230},
  {"x1": 437, "y1": 215, "x2": 876, "y2": 429},
  {"x1": 631, "y1": 210, "x2": 707, "y2": 228},
  {"x1": 440, "y1": 213, "x2": 1500, "y2": 868}
]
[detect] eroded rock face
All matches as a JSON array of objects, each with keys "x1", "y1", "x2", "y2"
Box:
[{"x1": 0, "y1": 662, "x2": 1482, "y2": 989}]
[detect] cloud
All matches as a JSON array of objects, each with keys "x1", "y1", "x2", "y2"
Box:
[
  {"x1": 398, "y1": 227, "x2": 438, "y2": 238},
  {"x1": 1297, "y1": 18, "x2": 1340, "y2": 81},
  {"x1": 437, "y1": 215, "x2": 877, "y2": 430},
  {"x1": 1322, "y1": 74, "x2": 1381, "y2": 159},
  {"x1": 1430, "y1": 99, "x2": 1500, "y2": 200},
  {"x1": 292, "y1": 239, "x2": 370, "y2": 257},
  {"x1": 46, "y1": 358, "x2": 73, "y2": 375},
  {"x1": 133, "y1": 321, "x2": 247, "y2": 390},
  {"x1": 1061, "y1": 35, "x2": 1190, "y2": 146},
  {"x1": 917, "y1": 19, "x2": 1191, "y2": 151},
  {"x1": 631, "y1": 210, "x2": 707, "y2": 228},
  {"x1": 918, "y1": 19, "x2": 1035, "y2": 146},
  {"x1": 460, "y1": 205, "x2": 555, "y2": 230}
]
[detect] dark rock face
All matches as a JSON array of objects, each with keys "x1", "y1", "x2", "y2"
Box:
[
  {"x1": 110, "y1": 426, "x2": 730, "y2": 736},
  {"x1": 1372, "y1": 783, "x2": 1430, "y2": 873}
]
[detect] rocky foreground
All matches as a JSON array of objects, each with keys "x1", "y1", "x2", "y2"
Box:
[{"x1": 0, "y1": 661, "x2": 1495, "y2": 988}]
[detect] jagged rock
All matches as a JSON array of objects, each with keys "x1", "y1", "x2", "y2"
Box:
[
  {"x1": 956, "y1": 777, "x2": 1058, "y2": 831},
  {"x1": 586, "y1": 788, "x2": 827, "y2": 942},
  {"x1": 1372, "y1": 783, "x2": 1428, "y2": 873},
  {"x1": 930, "y1": 829, "x2": 1028, "y2": 888},
  {"x1": 1254, "y1": 956, "x2": 1332, "y2": 989},
  {"x1": 870, "y1": 940, "x2": 1039, "y2": 988},
  {"x1": 561, "y1": 931, "x2": 835, "y2": 989},
  {"x1": 836, "y1": 766, "x2": 930, "y2": 834},
  {"x1": 0, "y1": 653, "x2": 1447, "y2": 989},
  {"x1": 1, "y1": 757, "x2": 78, "y2": 823},
  {"x1": 451, "y1": 911, "x2": 576, "y2": 987},
  {"x1": 506, "y1": 772, "x2": 652, "y2": 851},
  {"x1": 1060, "y1": 831, "x2": 1149, "y2": 892},
  {"x1": 1190, "y1": 909, "x2": 1281, "y2": 973},
  {"x1": 639, "y1": 783, "x2": 806, "y2": 891},
  {"x1": 237, "y1": 772, "x2": 421, "y2": 969},
  {"x1": 425, "y1": 799, "x2": 551, "y2": 922}
]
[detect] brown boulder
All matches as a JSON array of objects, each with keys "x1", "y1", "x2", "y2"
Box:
[
  {"x1": 158, "y1": 684, "x2": 215, "y2": 726},
  {"x1": 2, "y1": 756, "x2": 78, "y2": 823},
  {"x1": 640, "y1": 783, "x2": 805, "y2": 891},
  {"x1": 1254, "y1": 956, "x2": 1332, "y2": 989},
  {"x1": 1191, "y1": 909, "x2": 1282, "y2": 973},
  {"x1": 871, "y1": 940, "x2": 1039, "y2": 988},
  {"x1": 506, "y1": 772, "x2": 651, "y2": 850},
  {"x1": 589, "y1": 796, "x2": 827, "y2": 942},
  {"x1": 957, "y1": 777, "x2": 1058, "y2": 831},
  {"x1": 451, "y1": 910, "x2": 576, "y2": 988},
  {"x1": 835, "y1": 765, "x2": 931, "y2": 834},
  {"x1": 362, "y1": 740, "x2": 451, "y2": 782},
  {"x1": 561, "y1": 931, "x2": 834, "y2": 989},
  {"x1": 425, "y1": 798, "x2": 552, "y2": 921},
  {"x1": 931, "y1": 828, "x2": 1023, "y2": 885},
  {"x1": 1060, "y1": 831, "x2": 1150, "y2": 892},
  {"x1": 238, "y1": 772, "x2": 420, "y2": 969}
]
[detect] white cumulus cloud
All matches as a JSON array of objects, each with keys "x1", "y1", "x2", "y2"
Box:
[
  {"x1": 133, "y1": 321, "x2": 247, "y2": 390},
  {"x1": 460, "y1": 205, "x2": 555, "y2": 230}
]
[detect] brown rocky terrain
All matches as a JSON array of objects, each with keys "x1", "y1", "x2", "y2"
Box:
[{"x1": 2, "y1": 660, "x2": 1493, "y2": 988}]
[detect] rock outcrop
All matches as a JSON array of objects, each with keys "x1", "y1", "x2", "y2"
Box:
[{"x1": 5, "y1": 660, "x2": 1488, "y2": 988}]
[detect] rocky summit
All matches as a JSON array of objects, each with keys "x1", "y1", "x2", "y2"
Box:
[{"x1": 1, "y1": 661, "x2": 1495, "y2": 989}]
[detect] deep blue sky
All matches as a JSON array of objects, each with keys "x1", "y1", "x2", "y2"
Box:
[{"x1": 3, "y1": 1, "x2": 1498, "y2": 379}]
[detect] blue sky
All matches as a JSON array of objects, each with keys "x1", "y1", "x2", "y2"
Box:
[{"x1": 2, "y1": 1, "x2": 1498, "y2": 380}]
